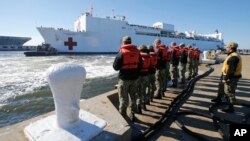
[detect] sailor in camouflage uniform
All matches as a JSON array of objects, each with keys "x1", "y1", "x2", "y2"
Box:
[
  {"x1": 137, "y1": 45, "x2": 150, "y2": 112},
  {"x1": 179, "y1": 43, "x2": 188, "y2": 84},
  {"x1": 147, "y1": 45, "x2": 157, "y2": 102},
  {"x1": 187, "y1": 45, "x2": 194, "y2": 80},
  {"x1": 165, "y1": 46, "x2": 171, "y2": 90},
  {"x1": 211, "y1": 42, "x2": 242, "y2": 113},
  {"x1": 192, "y1": 47, "x2": 200, "y2": 77},
  {"x1": 170, "y1": 42, "x2": 180, "y2": 88},
  {"x1": 113, "y1": 36, "x2": 142, "y2": 121},
  {"x1": 154, "y1": 39, "x2": 167, "y2": 99}
]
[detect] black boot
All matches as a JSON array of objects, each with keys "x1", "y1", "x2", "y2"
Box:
[
  {"x1": 136, "y1": 100, "x2": 142, "y2": 114},
  {"x1": 211, "y1": 97, "x2": 222, "y2": 103},
  {"x1": 142, "y1": 103, "x2": 147, "y2": 111},
  {"x1": 161, "y1": 91, "x2": 165, "y2": 97},
  {"x1": 145, "y1": 99, "x2": 150, "y2": 105},
  {"x1": 136, "y1": 104, "x2": 142, "y2": 114},
  {"x1": 150, "y1": 98, "x2": 153, "y2": 102},
  {"x1": 222, "y1": 104, "x2": 234, "y2": 113},
  {"x1": 154, "y1": 93, "x2": 162, "y2": 99}
]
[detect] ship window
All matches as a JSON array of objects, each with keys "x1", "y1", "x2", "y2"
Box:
[{"x1": 3, "y1": 46, "x2": 8, "y2": 48}]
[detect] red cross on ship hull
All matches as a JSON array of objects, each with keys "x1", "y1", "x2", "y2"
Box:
[{"x1": 64, "y1": 37, "x2": 77, "y2": 50}]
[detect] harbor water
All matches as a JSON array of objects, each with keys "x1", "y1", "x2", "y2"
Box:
[{"x1": 0, "y1": 51, "x2": 118, "y2": 127}]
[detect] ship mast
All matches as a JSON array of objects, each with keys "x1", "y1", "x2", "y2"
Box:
[{"x1": 90, "y1": 0, "x2": 93, "y2": 16}]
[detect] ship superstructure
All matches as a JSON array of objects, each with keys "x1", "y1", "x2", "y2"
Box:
[{"x1": 37, "y1": 12, "x2": 224, "y2": 53}]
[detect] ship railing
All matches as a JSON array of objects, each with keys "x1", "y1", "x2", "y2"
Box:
[
  {"x1": 135, "y1": 31, "x2": 222, "y2": 42},
  {"x1": 58, "y1": 28, "x2": 71, "y2": 32},
  {"x1": 40, "y1": 27, "x2": 55, "y2": 30},
  {"x1": 130, "y1": 24, "x2": 157, "y2": 30}
]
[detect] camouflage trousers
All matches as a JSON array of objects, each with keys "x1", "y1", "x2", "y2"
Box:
[
  {"x1": 165, "y1": 62, "x2": 170, "y2": 90},
  {"x1": 187, "y1": 61, "x2": 194, "y2": 79},
  {"x1": 117, "y1": 79, "x2": 138, "y2": 115},
  {"x1": 170, "y1": 64, "x2": 179, "y2": 85},
  {"x1": 148, "y1": 73, "x2": 156, "y2": 101},
  {"x1": 192, "y1": 60, "x2": 199, "y2": 77},
  {"x1": 217, "y1": 77, "x2": 239, "y2": 104},
  {"x1": 166, "y1": 62, "x2": 170, "y2": 80},
  {"x1": 154, "y1": 69, "x2": 166, "y2": 96},
  {"x1": 138, "y1": 75, "x2": 149, "y2": 104},
  {"x1": 179, "y1": 62, "x2": 187, "y2": 83}
]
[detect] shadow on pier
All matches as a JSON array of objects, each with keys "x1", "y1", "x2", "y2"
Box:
[
  {"x1": 109, "y1": 73, "x2": 250, "y2": 141},
  {"x1": 148, "y1": 75, "x2": 250, "y2": 141}
]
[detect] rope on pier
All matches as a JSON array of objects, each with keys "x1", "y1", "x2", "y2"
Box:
[
  {"x1": 133, "y1": 65, "x2": 214, "y2": 141},
  {"x1": 172, "y1": 66, "x2": 250, "y2": 141}
]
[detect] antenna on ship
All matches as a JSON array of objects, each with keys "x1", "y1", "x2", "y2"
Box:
[{"x1": 90, "y1": 0, "x2": 93, "y2": 16}]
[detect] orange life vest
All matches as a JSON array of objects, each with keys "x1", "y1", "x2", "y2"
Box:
[
  {"x1": 193, "y1": 50, "x2": 201, "y2": 60},
  {"x1": 149, "y1": 52, "x2": 158, "y2": 69},
  {"x1": 120, "y1": 44, "x2": 140, "y2": 69},
  {"x1": 172, "y1": 46, "x2": 180, "y2": 59},
  {"x1": 140, "y1": 52, "x2": 150, "y2": 72},
  {"x1": 188, "y1": 48, "x2": 194, "y2": 59},
  {"x1": 179, "y1": 47, "x2": 188, "y2": 63},
  {"x1": 180, "y1": 47, "x2": 188, "y2": 56},
  {"x1": 165, "y1": 50, "x2": 172, "y2": 62},
  {"x1": 156, "y1": 44, "x2": 168, "y2": 60},
  {"x1": 184, "y1": 47, "x2": 189, "y2": 54}
]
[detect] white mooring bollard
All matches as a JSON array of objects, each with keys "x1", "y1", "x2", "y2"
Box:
[
  {"x1": 24, "y1": 63, "x2": 107, "y2": 141},
  {"x1": 47, "y1": 63, "x2": 85, "y2": 128}
]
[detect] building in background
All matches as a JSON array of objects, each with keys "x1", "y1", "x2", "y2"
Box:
[{"x1": 0, "y1": 36, "x2": 35, "y2": 51}]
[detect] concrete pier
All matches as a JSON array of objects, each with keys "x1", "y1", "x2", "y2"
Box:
[{"x1": 149, "y1": 55, "x2": 250, "y2": 141}]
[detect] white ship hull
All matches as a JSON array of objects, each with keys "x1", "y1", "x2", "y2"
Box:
[{"x1": 37, "y1": 13, "x2": 224, "y2": 53}]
